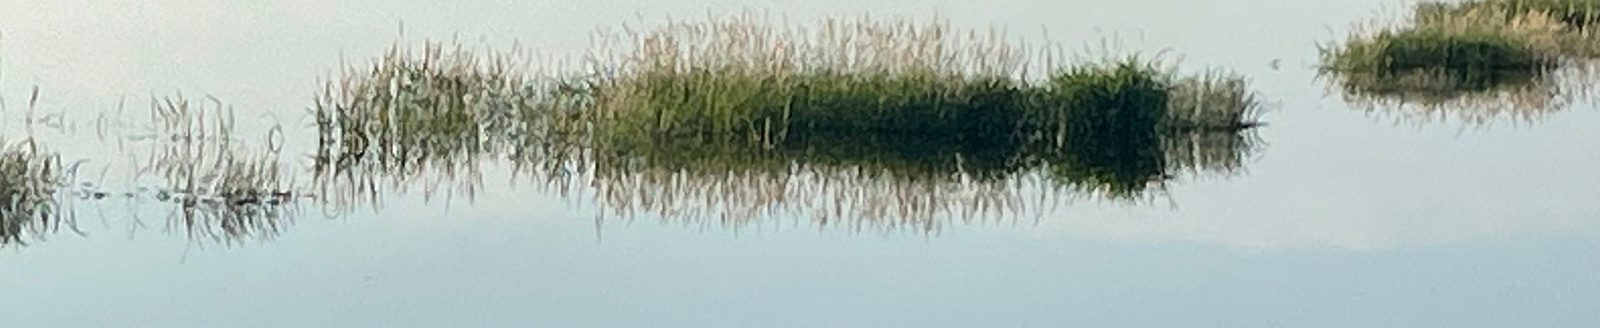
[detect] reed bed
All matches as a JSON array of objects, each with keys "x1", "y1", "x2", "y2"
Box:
[
  {"x1": 314, "y1": 16, "x2": 1264, "y2": 230},
  {"x1": 0, "y1": 139, "x2": 63, "y2": 246},
  {"x1": 1322, "y1": 5, "x2": 1566, "y2": 75},
  {"x1": 574, "y1": 17, "x2": 1260, "y2": 148},
  {"x1": 1421, "y1": 0, "x2": 1600, "y2": 29},
  {"x1": 1322, "y1": 2, "x2": 1600, "y2": 124}
]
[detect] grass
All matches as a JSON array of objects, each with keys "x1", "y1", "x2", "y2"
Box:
[
  {"x1": 0, "y1": 139, "x2": 63, "y2": 246},
  {"x1": 308, "y1": 41, "x2": 560, "y2": 209},
  {"x1": 314, "y1": 17, "x2": 1265, "y2": 228},
  {"x1": 1420, "y1": 0, "x2": 1600, "y2": 28},
  {"x1": 1318, "y1": 2, "x2": 1600, "y2": 123},
  {"x1": 1322, "y1": 5, "x2": 1565, "y2": 75},
  {"x1": 575, "y1": 17, "x2": 1258, "y2": 148},
  {"x1": 311, "y1": 40, "x2": 569, "y2": 209}
]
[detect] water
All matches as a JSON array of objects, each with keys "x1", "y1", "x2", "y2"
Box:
[{"x1": 3, "y1": 0, "x2": 1599, "y2": 326}]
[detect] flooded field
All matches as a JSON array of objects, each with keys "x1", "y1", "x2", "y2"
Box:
[{"x1": 3, "y1": 0, "x2": 1599, "y2": 326}]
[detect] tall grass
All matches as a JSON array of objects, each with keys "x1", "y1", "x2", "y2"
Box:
[
  {"x1": 0, "y1": 139, "x2": 63, "y2": 246},
  {"x1": 312, "y1": 41, "x2": 560, "y2": 209},
  {"x1": 1322, "y1": 6, "x2": 1565, "y2": 74},
  {"x1": 314, "y1": 17, "x2": 1264, "y2": 229},
  {"x1": 1323, "y1": 2, "x2": 1600, "y2": 124},
  {"x1": 563, "y1": 127, "x2": 1259, "y2": 230},
  {"x1": 1421, "y1": 0, "x2": 1600, "y2": 28},
  {"x1": 576, "y1": 17, "x2": 1259, "y2": 148}
]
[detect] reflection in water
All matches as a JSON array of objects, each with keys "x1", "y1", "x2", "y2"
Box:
[
  {"x1": 1326, "y1": 65, "x2": 1598, "y2": 125},
  {"x1": 1, "y1": 95, "x2": 304, "y2": 246},
  {"x1": 561, "y1": 128, "x2": 1258, "y2": 231},
  {"x1": 1331, "y1": 64, "x2": 1593, "y2": 125},
  {"x1": 141, "y1": 96, "x2": 302, "y2": 242},
  {"x1": 8, "y1": 19, "x2": 1269, "y2": 243}
]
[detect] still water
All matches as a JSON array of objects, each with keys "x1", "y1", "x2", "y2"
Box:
[{"x1": 3, "y1": 0, "x2": 1599, "y2": 326}]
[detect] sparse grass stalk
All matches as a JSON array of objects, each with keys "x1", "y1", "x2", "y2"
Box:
[{"x1": 149, "y1": 96, "x2": 300, "y2": 242}]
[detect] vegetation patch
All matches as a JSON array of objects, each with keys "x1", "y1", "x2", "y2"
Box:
[
  {"x1": 0, "y1": 139, "x2": 62, "y2": 246},
  {"x1": 1322, "y1": 5, "x2": 1565, "y2": 76},
  {"x1": 1420, "y1": 0, "x2": 1600, "y2": 28},
  {"x1": 1317, "y1": 2, "x2": 1600, "y2": 123},
  {"x1": 574, "y1": 17, "x2": 1259, "y2": 149},
  {"x1": 314, "y1": 17, "x2": 1265, "y2": 227}
]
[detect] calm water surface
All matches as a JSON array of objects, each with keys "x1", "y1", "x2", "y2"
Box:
[{"x1": 3, "y1": 0, "x2": 1598, "y2": 326}]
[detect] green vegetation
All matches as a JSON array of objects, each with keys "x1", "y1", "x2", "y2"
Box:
[
  {"x1": 1420, "y1": 0, "x2": 1600, "y2": 28},
  {"x1": 577, "y1": 18, "x2": 1257, "y2": 148},
  {"x1": 313, "y1": 41, "x2": 537, "y2": 177},
  {"x1": 0, "y1": 139, "x2": 62, "y2": 246},
  {"x1": 311, "y1": 17, "x2": 1264, "y2": 228},
  {"x1": 1320, "y1": 1, "x2": 1600, "y2": 123},
  {"x1": 311, "y1": 41, "x2": 578, "y2": 209},
  {"x1": 1322, "y1": 5, "x2": 1564, "y2": 75}
]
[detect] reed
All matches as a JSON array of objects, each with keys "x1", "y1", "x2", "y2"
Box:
[
  {"x1": 561, "y1": 126, "x2": 1258, "y2": 230},
  {"x1": 1321, "y1": 1, "x2": 1600, "y2": 124},
  {"x1": 1420, "y1": 0, "x2": 1600, "y2": 28},
  {"x1": 0, "y1": 139, "x2": 63, "y2": 246},
  {"x1": 576, "y1": 17, "x2": 1259, "y2": 149},
  {"x1": 314, "y1": 17, "x2": 1264, "y2": 229},
  {"x1": 312, "y1": 40, "x2": 559, "y2": 209},
  {"x1": 1322, "y1": 5, "x2": 1565, "y2": 75}
]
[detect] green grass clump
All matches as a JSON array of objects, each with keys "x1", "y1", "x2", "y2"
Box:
[
  {"x1": 1322, "y1": 3, "x2": 1600, "y2": 124},
  {"x1": 579, "y1": 17, "x2": 1259, "y2": 149},
  {"x1": 570, "y1": 16, "x2": 1262, "y2": 203},
  {"x1": 570, "y1": 57, "x2": 1257, "y2": 224},
  {"x1": 317, "y1": 17, "x2": 1263, "y2": 228},
  {"x1": 0, "y1": 139, "x2": 62, "y2": 246},
  {"x1": 581, "y1": 17, "x2": 1028, "y2": 146},
  {"x1": 1323, "y1": 6, "x2": 1563, "y2": 74},
  {"x1": 1421, "y1": 0, "x2": 1600, "y2": 28}
]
